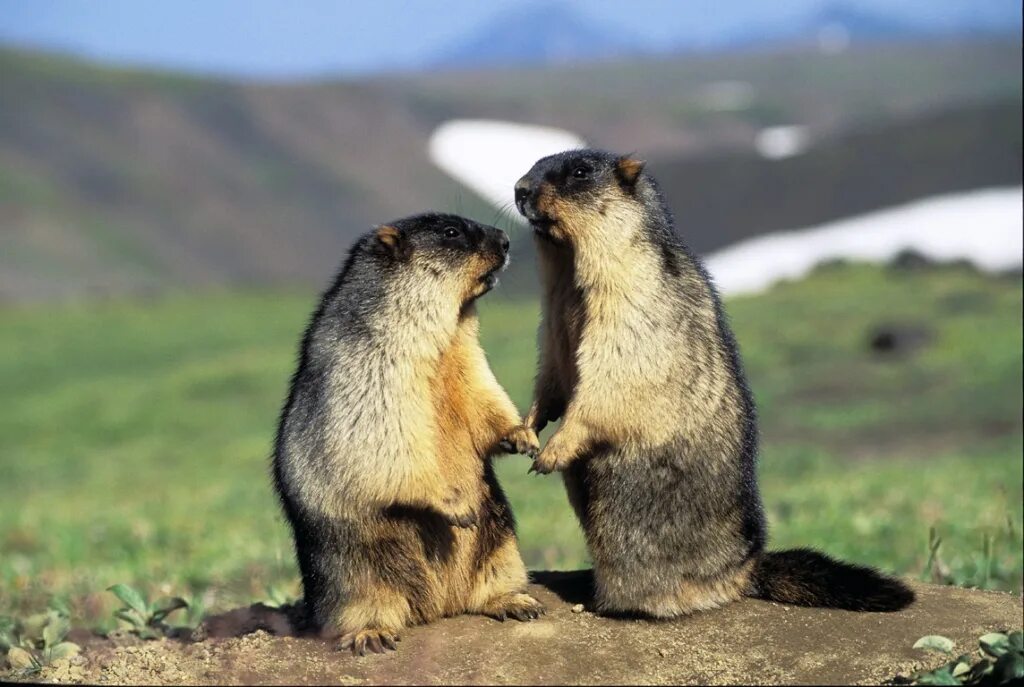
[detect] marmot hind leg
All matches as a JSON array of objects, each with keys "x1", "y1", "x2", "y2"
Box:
[
  {"x1": 595, "y1": 560, "x2": 753, "y2": 618},
  {"x1": 467, "y1": 537, "x2": 544, "y2": 621},
  {"x1": 331, "y1": 585, "x2": 412, "y2": 655},
  {"x1": 479, "y1": 592, "x2": 545, "y2": 621}
]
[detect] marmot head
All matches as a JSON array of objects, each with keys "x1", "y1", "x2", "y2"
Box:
[
  {"x1": 514, "y1": 149, "x2": 648, "y2": 250},
  {"x1": 371, "y1": 212, "x2": 510, "y2": 305}
]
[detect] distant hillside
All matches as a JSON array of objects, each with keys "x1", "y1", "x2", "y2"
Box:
[
  {"x1": 0, "y1": 39, "x2": 1020, "y2": 301},
  {"x1": 0, "y1": 49, "x2": 479, "y2": 301},
  {"x1": 648, "y1": 98, "x2": 1024, "y2": 254},
  {"x1": 493, "y1": 98, "x2": 1023, "y2": 295},
  {"x1": 390, "y1": 39, "x2": 1021, "y2": 156}
]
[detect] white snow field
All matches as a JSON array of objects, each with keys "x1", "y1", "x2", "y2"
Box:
[
  {"x1": 705, "y1": 187, "x2": 1023, "y2": 296},
  {"x1": 428, "y1": 119, "x2": 586, "y2": 210}
]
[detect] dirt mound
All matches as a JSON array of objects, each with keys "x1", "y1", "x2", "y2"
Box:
[{"x1": 14, "y1": 572, "x2": 1023, "y2": 685}]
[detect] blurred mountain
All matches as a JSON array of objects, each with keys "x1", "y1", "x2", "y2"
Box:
[
  {"x1": 720, "y1": 2, "x2": 1021, "y2": 53},
  {"x1": 428, "y1": 4, "x2": 642, "y2": 70},
  {"x1": 425, "y1": 2, "x2": 1021, "y2": 71},
  {"x1": 2, "y1": 1, "x2": 1017, "y2": 77},
  {"x1": 731, "y1": 3, "x2": 920, "y2": 50},
  {"x1": 806, "y1": 3, "x2": 918, "y2": 38},
  {"x1": 0, "y1": 38, "x2": 1020, "y2": 301}
]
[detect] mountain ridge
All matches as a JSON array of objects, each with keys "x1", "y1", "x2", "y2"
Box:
[{"x1": 422, "y1": 1, "x2": 1021, "y2": 72}]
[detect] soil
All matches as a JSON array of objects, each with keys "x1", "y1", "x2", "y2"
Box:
[{"x1": 9, "y1": 572, "x2": 1022, "y2": 685}]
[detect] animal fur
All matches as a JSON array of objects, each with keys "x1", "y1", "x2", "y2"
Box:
[
  {"x1": 273, "y1": 213, "x2": 543, "y2": 655},
  {"x1": 512, "y1": 150, "x2": 915, "y2": 617}
]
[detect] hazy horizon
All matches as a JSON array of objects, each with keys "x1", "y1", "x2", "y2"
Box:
[{"x1": 1, "y1": 0, "x2": 1020, "y2": 78}]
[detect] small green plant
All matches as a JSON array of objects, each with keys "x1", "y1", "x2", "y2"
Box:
[
  {"x1": 977, "y1": 533, "x2": 994, "y2": 590},
  {"x1": 182, "y1": 592, "x2": 207, "y2": 630},
  {"x1": 912, "y1": 630, "x2": 1024, "y2": 685},
  {"x1": 0, "y1": 610, "x2": 80, "y2": 677},
  {"x1": 262, "y1": 584, "x2": 297, "y2": 610},
  {"x1": 919, "y1": 523, "x2": 1019, "y2": 592},
  {"x1": 921, "y1": 526, "x2": 947, "y2": 583},
  {"x1": 107, "y1": 583, "x2": 188, "y2": 639}
]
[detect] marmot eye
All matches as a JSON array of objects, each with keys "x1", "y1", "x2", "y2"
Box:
[
  {"x1": 443, "y1": 226, "x2": 460, "y2": 238},
  {"x1": 572, "y1": 166, "x2": 590, "y2": 179}
]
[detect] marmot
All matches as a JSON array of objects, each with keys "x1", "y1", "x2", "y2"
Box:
[
  {"x1": 272, "y1": 213, "x2": 544, "y2": 655},
  {"x1": 511, "y1": 150, "x2": 915, "y2": 617}
]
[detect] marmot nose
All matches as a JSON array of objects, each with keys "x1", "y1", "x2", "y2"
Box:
[
  {"x1": 499, "y1": 232, "x2": 510, "y2": 254},
  {"x1": 514, "y1": 178, "x2": 532, "y2": 206}
]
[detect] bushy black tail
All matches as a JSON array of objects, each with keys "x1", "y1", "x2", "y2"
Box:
[{"x1": 748, "y1": 548, "x2": 915, "y2": 612}]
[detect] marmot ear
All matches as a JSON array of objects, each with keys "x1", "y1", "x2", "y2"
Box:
[
  {"x1": 374, "y1": 225, "x2": 406, "y2": 259},
  {"x1": 614, "y1": 156, "x2": 646, "y2": 193}
]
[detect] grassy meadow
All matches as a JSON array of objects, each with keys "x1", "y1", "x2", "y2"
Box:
[{"x1": 0, "y1": 262, "x2": 1021, "y2": 631}]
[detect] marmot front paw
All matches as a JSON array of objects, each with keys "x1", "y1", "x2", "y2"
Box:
[
  {"x1": 529, "y1": 433, "x2": 579, "y2": 474},
  {"x1": 498, "y1": 425, "x2": 540, "y2": 458}
]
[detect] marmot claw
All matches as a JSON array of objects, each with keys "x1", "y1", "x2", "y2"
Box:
[
  {"x1": 340, "y1": 629, "x2": 400, "y2": 656},
  {"x1": 501, "y1": 425, "x2": 541, "y2": 456}
]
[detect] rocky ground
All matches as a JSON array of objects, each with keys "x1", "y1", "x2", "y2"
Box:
[{"x1": 7, "y1": 571, "x2": 1022, "y2": 685}]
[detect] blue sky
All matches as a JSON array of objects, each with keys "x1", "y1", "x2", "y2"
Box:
[{"x1": 0, "y1": 0, "x2": 1018, "y2": 77}]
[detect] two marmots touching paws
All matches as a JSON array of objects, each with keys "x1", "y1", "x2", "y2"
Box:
[{"x1": 272, "y1": 150, "x2": 914, "y2": 655}]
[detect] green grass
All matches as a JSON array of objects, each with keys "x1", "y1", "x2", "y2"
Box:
[{"x1": 0, "y1": 264, "x2": 1020, "y2": 629}]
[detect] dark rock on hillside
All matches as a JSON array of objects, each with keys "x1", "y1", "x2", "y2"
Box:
[{"x1": 868, "y1": 322, "x2": 935, "y2": 355}]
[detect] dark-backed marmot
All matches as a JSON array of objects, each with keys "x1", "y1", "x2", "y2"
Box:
[
  {"x1": 273, "y1": 213, "x2": 543, "y2": 654},
  {"x1": 512, "y1": 150, "x2": 914, "y2": 617}
]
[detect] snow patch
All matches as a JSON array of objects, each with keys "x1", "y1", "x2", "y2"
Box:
[
  {"x1": 705, "y1": 187, "x2": 1023, "y2": 296},
  {"x1": 429, "y1": 119, "x2": 586, "y2": 210},
  {"x1": 755, "y1": 125, "x2": 810, "y2": 159}
]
